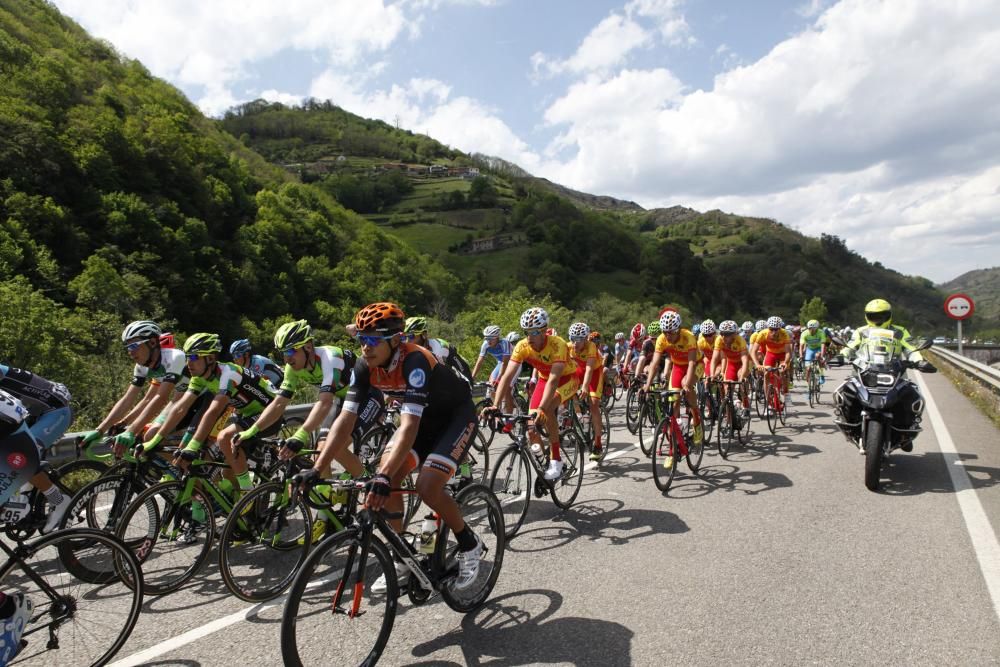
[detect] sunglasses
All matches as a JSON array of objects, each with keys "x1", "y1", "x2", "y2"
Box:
[
  {"x1": 356, "y1": 333, "x2": 395, "y2": 347},
  {"x1": 124, "y1": 341, "x2": 146, "y2": 352},
  {"x1": 186, "y1": 353, "x2": 207, "y2": 362},
  {"x1": 524, "y1": 328, "x2": 546, "y2": 337},
  {"x1": 570, "y1": 336, "x2": 586, "y2": 342}
]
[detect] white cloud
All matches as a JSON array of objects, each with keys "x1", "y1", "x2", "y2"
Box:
[
  {"x1": 532, "y1": 13, "x2": 650, "y2": 79},
  {"x1": 796, "y1": 0, "x2": 832, "y2": 19},
  {"x1": 626, "y1": 0, "x2": 694, "y2": 46}
]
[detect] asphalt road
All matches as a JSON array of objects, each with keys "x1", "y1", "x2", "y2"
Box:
[{"x1": 18, "y1": 364, "x2": 1000, "y2": 666}]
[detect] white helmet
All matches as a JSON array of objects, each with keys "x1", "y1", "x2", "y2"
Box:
[
  {"x1": 482, "y1": 325, "x2": 501, "y2": 339},
  {"x1": 568, "y1": 322, "x2": 590, "y2": 340},
  {"x1": 767, "y1": 316, "x2": 784, "y2": 329},
  {"x1": 506, "y1": 331, "x2": 521, "y2": 344},
  {"x1": 520, "y1": 307, "x2": 549, "y2": 330},
  {"x1": 659, "y1": 311, "x2": 682, "y2": 332},
  {"x1": 701, "y1": 319, "x2": 716, "y2": 336},
  {"x1": 719, "y1": 320, "x2": 739, "y2": 334},
  {"x1": 755, "y1": 319, "x2": 767, "y2": 332},
  {"x1": 615, "y1": 332, "x2": 625, "y2": 341},
  {"x1": 0, "y1": 389, "x2": 27, "y2": 439},
  {"x1": 741, "y1": 321, "x2": 754, "y2": 333},
  {"x1": 122, "y1": 320, "x2": 161, "y2": 343}
]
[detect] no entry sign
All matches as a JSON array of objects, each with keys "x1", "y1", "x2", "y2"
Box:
[{"x1": 944, "y1": 293, "x2": 975, "y2": 320}]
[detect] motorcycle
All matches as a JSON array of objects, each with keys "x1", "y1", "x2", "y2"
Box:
[{"x1": 831, "y1": 331, "x2": 935, "y2": 491}]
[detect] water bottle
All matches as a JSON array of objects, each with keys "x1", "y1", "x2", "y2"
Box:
[
  {"x1": 418, "y1": 514, "x2": 437, "y2": 554},
  {"x1": 530, "y1": 442, "x2": 546, "y2": 466}
]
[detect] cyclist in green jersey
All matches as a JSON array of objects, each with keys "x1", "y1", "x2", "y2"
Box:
[
  {"x1": 799, "y1": 320, "x2": 829, "y2": 386},
  {"x1": 402, "y1": 316, "x2": 474, "y2": 382}
]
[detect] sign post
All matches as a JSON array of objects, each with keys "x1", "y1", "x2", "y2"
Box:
[{"x1": 944, "y1": 293, "x2": 975, "y2": 355}]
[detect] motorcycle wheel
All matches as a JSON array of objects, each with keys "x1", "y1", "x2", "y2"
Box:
[{"x1": 864, "y1": 421, "x2": 884, "y2": 491}]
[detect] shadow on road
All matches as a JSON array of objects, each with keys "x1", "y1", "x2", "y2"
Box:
[
  {"x1": 879, "y1": 451, "x2": 1000, "y2": 495},
  {"x1": 409, "y1": 589, "x2": 634, "y2": 666},
  {"x1": 671, "y1": 463, "x2": 794, "y2": 497}
]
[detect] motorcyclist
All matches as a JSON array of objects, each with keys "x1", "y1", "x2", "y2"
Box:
[{"x1": 833, "y1": 298, "x2": 936, "y2": 451}]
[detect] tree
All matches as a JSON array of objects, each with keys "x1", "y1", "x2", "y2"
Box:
[{"x1": 799, "y1": 297, "x2": 829, "y2": 325}]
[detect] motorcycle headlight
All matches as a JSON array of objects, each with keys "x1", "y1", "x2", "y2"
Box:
[{"x1": 862, "y1": 371, "x2": 880, "y2": 388}]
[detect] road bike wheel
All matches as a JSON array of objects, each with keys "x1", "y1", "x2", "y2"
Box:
[
  {"x1": 437, "y1": 483, "x2": 505, "y2": 612},
  {"x1": 718, "y1": 396, "x2": 734, "y2": 459},
  {"x1": 474, "y1": 398, "x2": 496, "y2": 450},
  {"x1": 54, "y1": 459, "x2": 109, "y2": 495},
  {"x1": 115, "y1": 479, "x2": 215, "y2": 595},
  {"x1": 637, "y1": 399, "x2": 655, "y2": 457},
  {"x1": 737, "y1": 388, "x2": 753, "y2": 445},
  {"x1": 280, "y1": 530, "x2": 396, "y2": 667},
  {"x1": 612, "y1": 375, "x2": 625, "y2": 401},
  {"x1": 1, "y1": 528, "x2": 143, "y2": 667},
  {"x1": 488, "y1": 445, "x2": 531, "y2": 540},
  {"x1": 218, "y1": 480, "x2": 313, "y2": 602},
  {"x1": 764, "y1": 381, "x2": 777, "y2": 434},
  {"x1": 550, "y1": 430, "x2": 584, "y2": 509},
  {"x1": 753, "y1": 376, "x2": 766, "y2": 418},
  {"x1": 651, "y1": 418, "x2": 677, "y2": 492},
  {"x1": 625, "y1": 387, "x2": 641, "y2": 434},
  {"x1": 686, "y1": 413, "x2": 705, "y2": 473},
  {"x1": 701, "y1": 385, "x2": 718, "y2": 445},
  {"x1": 778, "y1": 387, "x2": 789, "y2": 426},
  {"x1": 596, "y1": 406, "x2": 611, "y2": 463}
]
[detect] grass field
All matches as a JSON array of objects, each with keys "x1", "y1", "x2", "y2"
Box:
[
  {"x1": 577, "y1": 269, "x2": 643, "y2": 302},
  {"x1": 385, "y1": 222, "x2": 471, "y2": 254}
]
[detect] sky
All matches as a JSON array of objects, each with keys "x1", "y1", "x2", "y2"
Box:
[{"x1": 52, "y1": 0, "x2": 1000, "y2": 284}]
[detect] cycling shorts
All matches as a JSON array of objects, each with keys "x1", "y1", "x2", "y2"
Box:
[
  {"x1": 529, "y1": 374, "x2": 580, "y2": 410},
  {"x1": 383, "y1": 400, "x2": 476, "y2": 477},
  {"x1": 724, "y1": 359, "x2": 741, "y2": 382},
  {"x1": 573, "y1": 364, "x2": 605, "y2": 399},
  {"x1": 669, "y1": 362, "x2": 704, "y2": 390},
  {"x1": 763, "y1": 351, "x2": 787, "y2": 368},
  {"x1": 803, "y1": 348, "x2": 821, "y2": 363}
]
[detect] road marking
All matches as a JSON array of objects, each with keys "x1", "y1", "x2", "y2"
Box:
[{"x1": 915, "y1": 372, "x2": 1000, "y2": 624}]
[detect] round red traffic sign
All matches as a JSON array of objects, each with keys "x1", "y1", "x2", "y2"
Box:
[{"x1": 944, "y1": 293, "x2": 975, "y2": 320}]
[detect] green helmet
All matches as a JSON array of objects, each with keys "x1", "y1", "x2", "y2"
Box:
[
  {"x1": 274, "y1": 319, "x2": 313, "y2": 350},
  {"x1": 648, "y1": 320, "x2": 662, "y2": 337},
  {"x1": 403, "y1": 316, "x2": 427, "y2": 335},
  {"x1": 183, "y1": 332, "x2": 222, "y2": 356},
  {"x1": 807, "y1": 319, "x2": 820, "y2": 329}
]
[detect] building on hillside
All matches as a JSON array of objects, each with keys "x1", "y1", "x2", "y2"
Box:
[{"x1": 428, "y1": 164, "x2": 448, "y2": 176}]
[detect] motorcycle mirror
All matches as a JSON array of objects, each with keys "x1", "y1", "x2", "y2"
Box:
[
  {"x1": 914, "y1": 339, "x2": 933, "y2": 351},
  {"x1": 830, "y1": 336, "x2": 847, "y2": 347}
]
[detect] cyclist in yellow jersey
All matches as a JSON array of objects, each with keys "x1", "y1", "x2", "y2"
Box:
[
  {"x1": 697, "y1": 320, "x2": 718, "y2": 377},
  {"x1": 641, "y1": 311, "x2": 704, "y2": 445},
  {"x1": 567, "y1": 322, "x2": 605, "y2": 460},
  {"x1": 492, "y1": 307, "x2": 580, "y2": 481}
]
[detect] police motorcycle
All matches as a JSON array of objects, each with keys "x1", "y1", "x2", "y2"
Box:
[{"x1": 831, "y1": 330, "x2": 935, "y2": 491}]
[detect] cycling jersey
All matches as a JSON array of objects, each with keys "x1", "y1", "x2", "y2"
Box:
[
  {"x1": 697, "y1": 334, "x2": 717, "y2": 359},
  {"x1": 132, "y1": 347, "x2": 190, "y2": 390},
  {"x1": 279, "y1": 346, "x2": 353, "y2": 398},
  {"x1": 569, "y1": 340, "x2": 600, "y2": 368},
  {"x1": 0, "y1": 421, "x2": 42, "y2": 507},
  {"x1": 0, "y1": 364, "x2": 72, "y2": 449},
  {"x1": 247, "y1": 354, "x2": 284, "y2": 387},
  {"x1": 345, "y1": 342, "x2": 470, "y2": 422},
  {"x1": 478, "y1": 338, "x2": 513, "y2": 363},
  {"x1": 761, "y1": 329, "x2": 792, "y2": 356},
  {"x1": 800, "y1": 330, "x2": 829, "y2": 351},
  {"x1": 187, "y1": 362, "x2": 276, "y2": 417},
  {"x1": 654, "y1": 329, "x2": 702, "y2": 366},
  {"x1": 614, "y1": 342, "x2": 627, "y2": 363},
  {"x1": 714, "y1": 335, "x2": 748, "y2": 361},
  {"x1": 510, "y1": 336, "x2": 577, "y2": 380}
]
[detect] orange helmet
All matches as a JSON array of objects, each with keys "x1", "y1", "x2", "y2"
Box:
[
  {"x1": 588, "y1": 331, "x2": 601, "y2": 342},
  {"x1": 354, "y1": 302, "x2": 405, "y2": 334}
]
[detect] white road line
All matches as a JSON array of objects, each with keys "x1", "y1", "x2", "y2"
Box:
[{"x1": 914, "y1": 372, "x2": 1000, "y2": 624}]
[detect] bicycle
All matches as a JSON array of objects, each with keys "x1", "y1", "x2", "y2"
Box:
[
  {"x1": 0, "y1": 527, "x2": 144, "y2": 666},
  {"x1": 473, "y1": 381, "x2": 526, "y2": 453},
  {"x1": 636, "y1": 384, "x2": 665, "y2": 457},
  {"x1": 805, "y1": 357, "x2": 825, "y2": 407},
  {"x1": 714, "y1": 379, "x2": 752, "y2": 458},
  {"x1": 486, "y1": 412, "x2": 585, "y2": 539},
  {"x1": 279, "y1": 475, "x2": 504, "y2": 666},
  {"x1": 650, "y1": 389, "x2": 705, "y2": 492},
  {"x1": 761, "y1": 366, "x2": 788, "y2": 434},
  {"x1": 697, "y1": 377, "x2": 720, "y2": 445}
]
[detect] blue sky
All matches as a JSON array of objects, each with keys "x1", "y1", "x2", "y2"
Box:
[{"x1": 53, "y1": 0, "x2": 1000, "y2": 283}]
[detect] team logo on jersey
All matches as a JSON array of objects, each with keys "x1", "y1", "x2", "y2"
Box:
[
  {"x1": 7, "y1": 453, "x2": 27, "y2": 470},
  {"x1": 408, "y1": 368, "x2": 426, "y2": 388}
]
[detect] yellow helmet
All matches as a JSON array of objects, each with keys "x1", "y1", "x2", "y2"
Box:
[{"x1": 864, "y1": 298, "x2": 892, "y2": 327}]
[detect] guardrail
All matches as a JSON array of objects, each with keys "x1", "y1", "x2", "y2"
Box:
[{"x1": 930, "y1": 346, "x2": 1000, "y2": 394}]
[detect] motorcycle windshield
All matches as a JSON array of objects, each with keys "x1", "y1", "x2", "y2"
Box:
[{"x1": 854, "y1": 327, "x2": 901, "y2": 373}]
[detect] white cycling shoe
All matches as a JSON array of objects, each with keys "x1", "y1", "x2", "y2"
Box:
[
  {"x1": 371, "y1": 561, "x2": 409, "y2": 594},
  {"x1": 544, "y1": 460, "x2": 564, "y2": 481},
  {"x1": 453, "y1": 534, "x2": 484, "y2": 590}
]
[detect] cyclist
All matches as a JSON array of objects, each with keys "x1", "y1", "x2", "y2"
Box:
[
  {"x1": 642, "y1": 311, "x2": 704, "y2": 450},
  {"x1": 711, "y1": 320, "x2": 751, "y2": 383},
  {"x1": 78, "y1": 320, "x2": 190, "y2": 457},
  {"x1": 799, "y1": 320, "x2": 829, "y2": 387},
  {"x1": 634, "y1": 320, "x2": 660, "y2": 382},
  {"x1": 293, "y1": 302, "x2": 483, "y2": 591},
  {"x1": 229, "y1": 339, "x2": 284, "y2": 387},
  {"x1": 0, "y1": 389, "x2": 42, "y2": 651},
  {"x1": 402, "y1": 317, "x2": 473, "y2": 382},
  {"x1": 698, "y1": 320, "x2": 718, "y2": 378},
  {"x1": 0, "y1": 367, "x2": 72, "y2": 532},
  {"x1": 138, "y1": 333, "x2": 280, "y2": 497},
  {"x1": 623, "y1": 323, "x2": 647, "y2": 377},
  {"x1": 753, "y1": 316, "x2": 793, "y2": 409},
  {"x1": 492, "y1": 307, "x2": 580, "y2": 481},
  {"x1": 613, "y1": 332, "x2": 627, "y2": 367},
  {"x1": 834, "y1": 298, "x2": 935, "y2": 451},
  {"x1": 567, "y1": 322, "x2": 605, "y2": 461},
  {"x1": 740, "y1": 321, "x2": 755, "y2": 345},
  {"x1": 470, "y1": 325, "x2": 512, "y2": 389}
]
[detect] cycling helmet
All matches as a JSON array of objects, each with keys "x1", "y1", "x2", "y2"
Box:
[
  {"x1": 719, "y1": 320, "x2": 739, "y2": 335},
  {"x1": 755, "y1": 319, "x2": 767, "y2": 332},
  {"x1": 183, "y1": 332, "x2": 222, "y2": 356},
  {"x1": 701, "y1": 320, "x2": 716, "y2": 336},
  {"x1": 568, "y1": 322, "x2": 590, "y2": 340},
  {"x1": 864, "y1": 298, "x2": 892, "y2": 327},
  {"x1": 520, "y1": 307, "x2": 549, "y2": 330},
  {"x1": 806, "y1": 319, "x2": 820, "y2": 329},
  {"x1": 355, "y1": 303, "x2": 405, "y2": 334},
  {"x1": 691, "y1": 324, "x2": 701, "y2": 336},
  {"x1": 588, "y1": 331, "x2": 601, "y2": 342},
  {"x1": 506, "y1": 331, "x2": 521, "y2": 344},
  {"x1": 615, "y1": 332, "x2": 625, "y2": 341},
  {"x1": 630, "y1": 323, "x2": 646, "y2": 341},
  {"x1": 659, "y1": 311, "x2": 682, "y2": 333},
  {"x1": 0, "y1": 389, "x2": 27, "y2": 439},
  {"x1": 159, "y1": 332, "x2": 176, "y2": 349},
  {"x1": 482, "y1": 325, "x2": 502, "y2": 339},
  {"x1": 274, "y1": 319, "x2": 315, "y2": 349},
  {"x1": 122, "y1": 320, "x2": 160, "y2": 343},
  {"x1": 403, "y1": 316, "x2": 428, "y2": 335},
  {"x1": 648, "y1": 321, "x2": 661, "y2": 337},
  {"x1": 229, "y1": 338, "x2": 252, "y2": 357},
  {"x1": 767, "y1": 316, "x2": 784, "y2": 330},
  {"x1": 741, "y1": 321, "x2": 754, "y2": 334}
]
